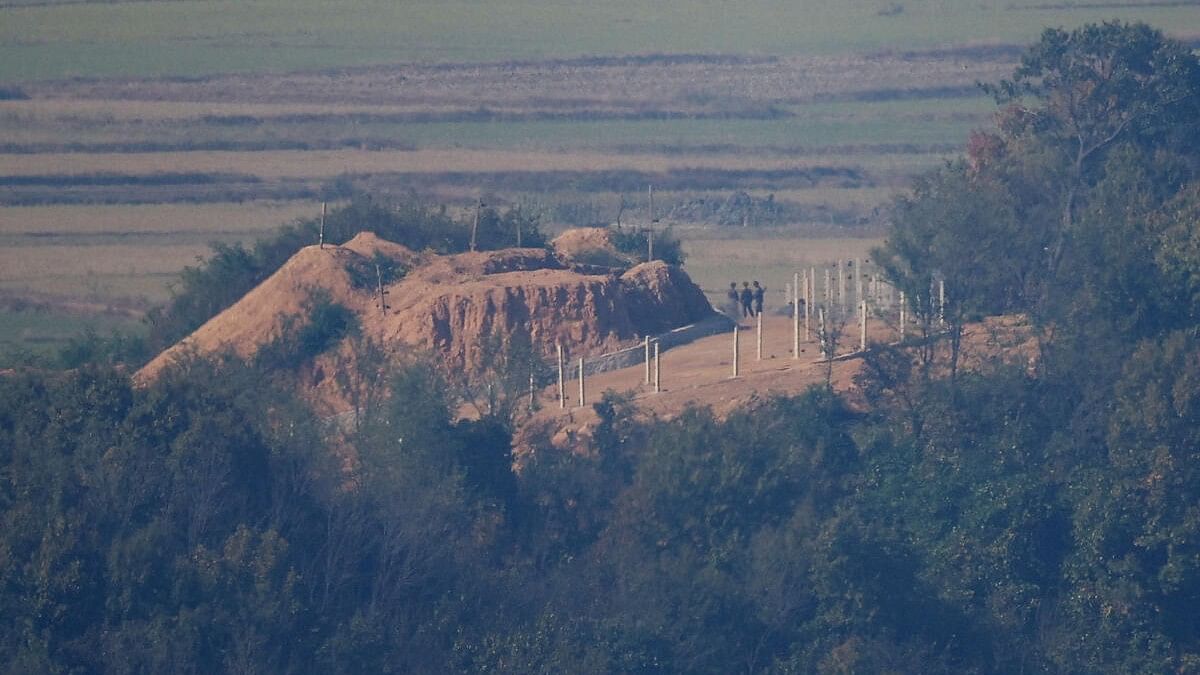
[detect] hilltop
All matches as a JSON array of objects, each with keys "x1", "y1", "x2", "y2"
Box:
[{"x1": 135, "y1": 230, "x2": 714, "y2": 408}]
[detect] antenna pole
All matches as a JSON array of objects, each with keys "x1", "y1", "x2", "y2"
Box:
[{"x1": 319, "y1": 201, "x2": 326, "y2": 249}]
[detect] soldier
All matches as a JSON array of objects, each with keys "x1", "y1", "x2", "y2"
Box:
[
  {"x1": 739, "y1": 282, "x2": 753, "y2": 318},
  {"x1": 752, "y1": 280, "x2": 765, "y2": 316},
  {"x1": 726, "y1": 282, "x2": 739, "y2": 317}
]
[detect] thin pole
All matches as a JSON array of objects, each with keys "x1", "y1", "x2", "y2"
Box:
[
  {"x1": 732, "y1": 325, "x2": 739, "y2": 377},
  {"x1": 810, "y1": 267, "x2": 816, "y2": 313},
  {"x1": 643, "y1": 336, "x2": 651, "y2": 384},
  {"x1": 855, "y1": 258, "x2": 863, "y2": 305},
  {"x1": 470, "y1": 198, "x2": 482, "y2": 252},
  {"x1": 578, "y1": 357, "x2": 585, "y2": 407},
  {"x1": 819, "y1": 308, "x2": 829, "y2": 361},
  {"x1": 838, "y1": 259, "x2": 846, "y2": 316},
  {"x1": 756, "y1": 310, "x2": 763, "y2": 361},
  {"x1": 803, "y1": 272, "x2": 811, "y2": 342},
  {"x1": 653, "y1": 341, "x2": 661, "y2": 393},
  {"x1": 899, "y1": 291, "x2": 906, "y2": 341},
  {"x1": 824, "y1": 268, "x2": 832, "y2": 307},
  {"x1": 648, "y1": 184, "x2": 656, "y2": 262},
  {"x1": 557, "y1": 343, "x2": 565, "y2": 409},
  {"x1": 528, "y1": 370, "x2": 535, "y2": 411},
  {"x1": 938, "y1": 279, "x2": 946, "y2": 327},
  {"x1": 792, "y1": 277, "x2": 800, "y2": 358},
  {"x1": 860, "y1": 300, "x2": 867, "y2": 352},
  {"x1": 319, "y1": 201, "x2": 326, "y2": 249}
]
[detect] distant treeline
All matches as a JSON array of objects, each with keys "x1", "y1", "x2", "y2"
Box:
[{"x1": 0, "y1": 166, "x2": 872, "y2": 207}]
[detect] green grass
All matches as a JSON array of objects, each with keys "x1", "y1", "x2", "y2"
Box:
[
  {"x1": 0, "y1": 96, "x2": 993, "y2": 152},
  {"x1": 2, "y1": 0, "x2": 1199, "y2": 82},
  {"x1": 681, "y1": 234, "x2": 883, "y2": 308},
  {"x1": 0, "y1": 307, "x2": 143, "y2": 367}
]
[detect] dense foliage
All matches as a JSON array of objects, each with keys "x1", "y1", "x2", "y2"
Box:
[{"x1": 4, "y1": 21, "x2": 1200, "y2": 673}]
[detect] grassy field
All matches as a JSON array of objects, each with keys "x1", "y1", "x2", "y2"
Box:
[
  {"x1": 0, "y1": 201, "x2": 319, "y2": 304},
  {"x1": 682, "y1": 233, "x2": 883, "y2": 308},
  {"x1": 0, "y1": 305, "x2": 143, "y2": 367},
  {"x1": 1, "y1": 0, "x2": 1197, "y2": 81}
]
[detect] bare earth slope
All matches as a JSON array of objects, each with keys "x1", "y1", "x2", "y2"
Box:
[{"x1": 136, "y1": 230, "x2": 715, "y2": 386}]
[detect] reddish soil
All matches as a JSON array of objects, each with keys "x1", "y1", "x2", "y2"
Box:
[
  {"x1": 135, "y1": 230, "x2": 714, "y2": 392},
  {"x1": 518, "y1": 312, "x2": 1036, "y2": 455}
]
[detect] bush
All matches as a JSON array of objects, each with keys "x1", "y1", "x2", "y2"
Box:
[
  {"x1": 345, "y1": 251, "x2": 409, "y2": 290},
  {"x1": 255, "y1": 292, "x2": 358, "y2": 370},
  {"x1": 610, "y1": 226, "x2": 686, "y2": 266}
]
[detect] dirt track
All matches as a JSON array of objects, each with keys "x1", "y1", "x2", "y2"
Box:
[{"x1": 532, "y1": 312, "x2": 893, "y2": 429}]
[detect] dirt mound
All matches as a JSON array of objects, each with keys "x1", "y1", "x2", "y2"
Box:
[
  {"x1": 340, "y1": 231, "x2": 422, "y2": 265},
  {"x1": 136, "y1": 233, "x2": 715, "y2": 399},
  {"x1": 620, "y1": 261, "x2": 713, "y2": 334},
  {"x1": 551, "y1": 227, "x2": 631, "y2": 267}
]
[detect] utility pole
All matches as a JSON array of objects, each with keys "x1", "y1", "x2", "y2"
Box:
[
  {"x1": 470, "y1": 198, "x2": 483, "y2": 252},
  {"x1": 647, "y1": 185, "x2": 656, "y2": 262}
]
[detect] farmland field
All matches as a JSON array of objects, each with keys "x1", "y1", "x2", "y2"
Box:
[
  {"x1": 0, "y1": 0, "x2": 1197, "y2": 81},
  {"x1": 1, "y1": 0, "x2": 1198, "y2": 359}
]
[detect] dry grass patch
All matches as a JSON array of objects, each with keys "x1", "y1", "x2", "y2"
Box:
[{"x1": 0, "y1": 200, "x2": 318, "y2": 235}]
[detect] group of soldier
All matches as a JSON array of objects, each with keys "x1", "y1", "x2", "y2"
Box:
[{"x1": 727, "y1": 281, "x2": 765, "y2": 319}]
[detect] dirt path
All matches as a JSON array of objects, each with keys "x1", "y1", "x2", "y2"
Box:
[{"x1": 531, "y1": 312, "x2": 897, "y2": 428}]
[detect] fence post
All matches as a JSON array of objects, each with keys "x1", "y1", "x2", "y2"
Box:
[
  {"x1": 855, "y1": 258, "x2": 863, "y2": 306},
  {"x1": 938, "y1": 278, "x2": 946, "y2": 328},
  {"x1": 556, "y1": 343, "x2": 565, "y2": 409},
  {"x1": 819, "y1": 307, "x2": 829, "y2": 361},
  {"x1": 578, "y1": 357, "x2": 585, "y2": 407},
  {"x1": 732, "y1": 325, "x2": 739, "y2": 377},
  {"x1": 643, "y1": 335, "x2": 651, "y2": 384},
  {"x1": 793, "y1": 275, "x2": 800, "y2": 358},
  {"x1": 839, "y1": 259, "x2": 847, "y2": 317},
  {"x1": 757, "y1": 310, "x2": 763, "y2": 361},
  {"x1": 860, "y1": 300, "x2": 867, "y2": 352},
  {"x1": 803, "y1": 272, "x2": 811, "y2": 342},
  {"x1": 653, "y1": 341, "x2": 661, "y2": 393}
]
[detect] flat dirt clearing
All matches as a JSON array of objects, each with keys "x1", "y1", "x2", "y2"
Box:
[{"x1": 531, "y1": 313, "x2": 894, "y2": 429}]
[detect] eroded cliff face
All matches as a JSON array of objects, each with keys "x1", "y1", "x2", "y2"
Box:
[{"x1": 137, "y1": 231, "x2": 714, "y2": 389}]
